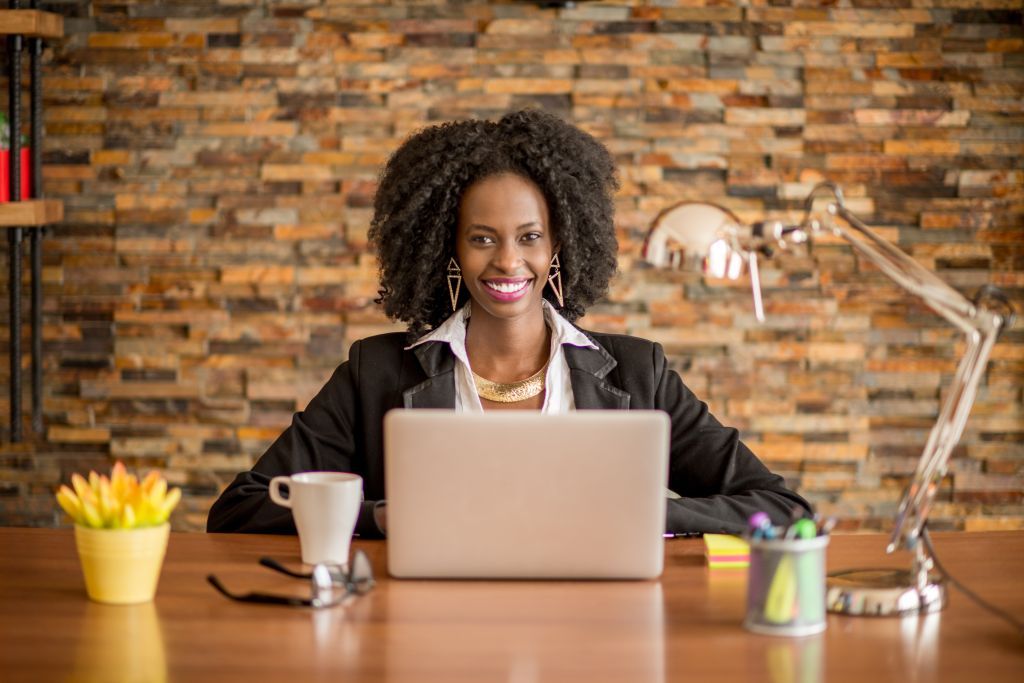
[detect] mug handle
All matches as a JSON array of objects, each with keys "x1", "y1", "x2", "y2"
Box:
[{"x1": 268, "y1": 476, "x2": 292, "y2": 509}]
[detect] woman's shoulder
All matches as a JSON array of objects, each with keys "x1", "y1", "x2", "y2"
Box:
[
  {"x1": 347, "y1": 330, "x2": 452, "y2": 372},
  {"x1": 348, "y1": 331, "x2": 410, "y2": 358},
  {"x1": 342, "y1": 332, "x2": 425, "y2": 387},
  {"x1": 574, "y1": 329, "x2": 671, "y2": 395},
  {"x1": 574, "y1": 329, "x2": 670, "y2": 382},
  {"x1": 577, "y1": 328, "x2": 665, "y2": 360}
]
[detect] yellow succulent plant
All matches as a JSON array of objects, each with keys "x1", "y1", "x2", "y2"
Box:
[{"x1": 56, "y1": 462, "x2": 181, "y2": 529}]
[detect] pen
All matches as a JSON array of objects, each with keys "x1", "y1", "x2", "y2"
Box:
[{"x1": 663, "y1": 532, "x2": 703, "y2": 538}]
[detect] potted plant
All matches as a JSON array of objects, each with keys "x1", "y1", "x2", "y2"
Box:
[
  {"x1": 56, "y1": 462, "x2": 182, "y2": 604},
  {"x1": 0, "y1": 110, "x2": 31, "y2": 202}
]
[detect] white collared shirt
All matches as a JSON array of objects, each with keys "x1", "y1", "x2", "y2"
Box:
[{"x1": 406, "y1": 300, "x2": 598, "y2": 413}]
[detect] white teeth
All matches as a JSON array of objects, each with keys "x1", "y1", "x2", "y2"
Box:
[{"x1": 485, "y1": 280, "x2": 529, "y2": 294}]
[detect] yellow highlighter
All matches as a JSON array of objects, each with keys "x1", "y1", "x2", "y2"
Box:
[{"x1": 763, "y1": 552, "x2": 798, "y2": 624}]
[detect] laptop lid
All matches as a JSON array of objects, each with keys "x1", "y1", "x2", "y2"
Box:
[{"x1": 384, "y1": 410, "x2": 669, "y2": 579}]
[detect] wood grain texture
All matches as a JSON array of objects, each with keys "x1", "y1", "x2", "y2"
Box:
[
  {"x1": 0, "y1": 199, "x2": 63, "y2": 227},
  {"x1": 0, "y1": 528, "x2": 1022, "y2": 682},
  {"x1": 0, "y1": 10, "x2": 63, "y2": 38}
]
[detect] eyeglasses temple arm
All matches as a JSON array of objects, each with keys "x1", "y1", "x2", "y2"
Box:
[
  {"x1": 206, "y1": 574, "x2": 313, "y2": 607},
  {"x1": 259, "y1": 556, "x2": 312, "y2": 579}
]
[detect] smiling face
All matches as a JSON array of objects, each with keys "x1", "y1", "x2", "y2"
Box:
[{"x1": 454, "y1": 173, "x2": 555, "y2": 326}]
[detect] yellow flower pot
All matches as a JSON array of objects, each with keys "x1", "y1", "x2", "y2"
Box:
[{"x1": 74, "y1": 523, "x2": 170, "y2": 604}]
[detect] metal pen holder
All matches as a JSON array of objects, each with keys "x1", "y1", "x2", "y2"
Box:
[{"x1": 745, "y1": 535, "x2": 830, "y2": 637}]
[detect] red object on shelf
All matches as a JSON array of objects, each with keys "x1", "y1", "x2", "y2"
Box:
[{"x1": 0, "y1": 148, "x2": 32, "y2": 202}]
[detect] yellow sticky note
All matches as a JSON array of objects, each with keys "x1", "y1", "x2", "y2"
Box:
[{"x1": 704, "y1": 534, "x2": 750, "y2": 568}]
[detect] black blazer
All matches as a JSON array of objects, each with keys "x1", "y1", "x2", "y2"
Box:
[{"x1": 207, "y1": 331, "x2": 810, "y2": 538}]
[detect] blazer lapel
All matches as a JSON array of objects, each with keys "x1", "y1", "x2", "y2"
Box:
[
  {"x1": 564, "y1": 339, "x2": 630, "y2": 410},
  {"x1": 402, "y1": 335, "x2": 630, "y2": 410},
  {"x1": 403, "y1": 341, "x2": 457, "y2": 409}
]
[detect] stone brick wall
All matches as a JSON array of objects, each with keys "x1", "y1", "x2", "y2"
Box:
[{"x1": 1, "y1": 0, "x2": 1021, "y2": 532}]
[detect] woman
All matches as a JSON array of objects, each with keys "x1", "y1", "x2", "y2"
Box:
[{"x1": 207, "y1": 109, "x2": 810, "y2": 538}]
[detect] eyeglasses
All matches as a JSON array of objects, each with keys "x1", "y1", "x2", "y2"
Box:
[{"x1": 207, "y1": 549, "x2": 375, "y2": 608}]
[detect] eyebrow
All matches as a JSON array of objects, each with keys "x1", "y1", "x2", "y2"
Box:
[{"x1": 465, "y1": 221, "x2": 542, "y2": 232}]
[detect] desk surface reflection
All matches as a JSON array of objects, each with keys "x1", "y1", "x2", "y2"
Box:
[{"x1": 0, "y1": 528, "x2": 1021, "y2": 683}]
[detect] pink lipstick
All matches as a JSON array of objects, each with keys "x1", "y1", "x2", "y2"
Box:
[{"x1": 482, "y1": 278, "x2": 532, "y2": 302}]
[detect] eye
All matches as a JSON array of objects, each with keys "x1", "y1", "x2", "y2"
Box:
[
  {"x1": 469, "y1": 234, "x2": 495, "y2": 245},
  {"x1": 521, "y1": 232, "x2": 542, "y2": 243}
]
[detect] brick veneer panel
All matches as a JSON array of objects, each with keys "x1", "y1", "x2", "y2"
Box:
[{"x1": 1, "y1": 0, "x2": 1021, "y2": 532}]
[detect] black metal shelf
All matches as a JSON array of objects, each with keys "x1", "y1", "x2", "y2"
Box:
[{"x1": 3, "y1": 4, "x2": 64, "y2": 442}]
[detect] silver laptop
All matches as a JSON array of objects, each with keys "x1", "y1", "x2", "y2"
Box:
[{"x1": 384, "y1": 410, "x2": 669, "y2": 579}]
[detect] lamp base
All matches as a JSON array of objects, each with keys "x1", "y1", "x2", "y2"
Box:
[{"x1": 825, "y1": 568, "x2": 946, "y2": 616}]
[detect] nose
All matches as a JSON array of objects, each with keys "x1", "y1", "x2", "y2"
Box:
[{"x1": 491, "y1": 239, "x2": 524, "y2": 273}]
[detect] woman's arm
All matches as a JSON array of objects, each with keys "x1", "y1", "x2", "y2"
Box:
[
  {"x1": 206, "y1": 340, "x2": 385, "y2": 538},
  {"x1": 651, "y1": 344, "x2": 812, "y2": 534}
]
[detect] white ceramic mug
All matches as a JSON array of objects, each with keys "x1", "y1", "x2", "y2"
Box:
[{"x1": 269, "y1": 472, "x2": 363, "y2": 565}]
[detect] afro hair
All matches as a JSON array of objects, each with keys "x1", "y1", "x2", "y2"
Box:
[{"x1": 369, "y1": 109, "x2": 620, "y2": 339}]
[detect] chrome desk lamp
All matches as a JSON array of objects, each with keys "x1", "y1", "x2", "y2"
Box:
[{"x1": 642, "y1": 182, "x2": 1015, "y2": 616}]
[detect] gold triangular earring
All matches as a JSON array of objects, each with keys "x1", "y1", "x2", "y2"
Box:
[
  {"x1": 547, "y1": 253, "x2": 564, "y2": 308},
  {"x1": 447, "y1": 258, "x2": 462, "y2": 312}
]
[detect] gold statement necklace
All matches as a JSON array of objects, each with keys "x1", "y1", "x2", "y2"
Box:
[{"x1": 472, "y1": 360, "x2": 549, "y2": 403}]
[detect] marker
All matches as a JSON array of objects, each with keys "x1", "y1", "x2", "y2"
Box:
[
  {"x1": 795, "y1": 519, "x2": 826, "y2": 622},
  {"x1": 782, "y1": 517, "x2": 813, "y2": 540},
  {"x1": 793, "y1": 518, "x2": 817, "y2": 540},
  {"x1": 748, "y1": 511, "x2": 775, "y2": 540},
  {"x1": 663, "y1": 532, "x2": 703, "y2": 539},
  {"x1": 764, "y1": 553, "x2": 797, "y2": 624}
]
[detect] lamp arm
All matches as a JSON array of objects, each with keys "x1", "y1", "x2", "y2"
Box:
[
  {"x1": 823, "y1": 207, "x2": 980, "y2": 333},
  {"x1": 888, "y1": 326, "x2": 998, "y2": 553},
  {"x1": 642, "y1": 185, "x2": 1014, "y2": 615},
  {"x1": 799, "y1": 185, "x2": 1010, "y2": 553}
]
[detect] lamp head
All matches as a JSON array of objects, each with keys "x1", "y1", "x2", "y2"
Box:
[
  {"x1": 641, "y1": 202, "x2": 751, "y2": 279},
  {"x1": 641, "y1": 202, "x2": 793, "y2": 322}
]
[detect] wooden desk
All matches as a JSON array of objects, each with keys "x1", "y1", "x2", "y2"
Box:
[{"x1": 0, "y1": 528, "x2": 1021, "y2": 682}]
